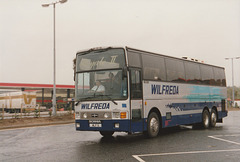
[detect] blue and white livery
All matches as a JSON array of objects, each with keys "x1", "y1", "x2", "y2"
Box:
[{"x1": 74, "y1": 47, "x2": 227, "y2": 137}]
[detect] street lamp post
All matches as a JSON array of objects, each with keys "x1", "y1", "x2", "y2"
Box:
[
  {"x1": 225, "y1": 57, "x2": 240, "y2": 107},
  {"x1": 42, "y1": 0, "x2": 67, "y2": 116}
]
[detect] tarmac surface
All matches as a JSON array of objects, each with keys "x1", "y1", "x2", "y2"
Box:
[{"x1": 1, "y1": 111, "x2": 240, "y2": 162}]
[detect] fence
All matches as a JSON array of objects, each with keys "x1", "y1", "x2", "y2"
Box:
[{"x1": 0, "y1": 105, "x2": 73, "y2": 120}]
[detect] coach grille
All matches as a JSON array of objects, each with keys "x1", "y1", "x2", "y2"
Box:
[
  {"x1": 91, "y1": 113, "x2": 98, "y2": 118},
  {"x1": 80, "y1": 112, "x2": 112, "y2": 119}
]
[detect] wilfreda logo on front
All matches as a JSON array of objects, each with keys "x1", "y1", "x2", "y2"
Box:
[{"x1": 81, "y1": 103, "x2": 110, "y2": 109}]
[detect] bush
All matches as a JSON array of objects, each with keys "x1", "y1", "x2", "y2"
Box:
[
  {"x1": 235, "y1": 102, "x2": 239, "y2": 108},
  {"x1": 34, "y1": 109, "x2": 40, "y2": 118},
  {"x1": 49, "y1": 110, "x2": 52, "y2": 117}
]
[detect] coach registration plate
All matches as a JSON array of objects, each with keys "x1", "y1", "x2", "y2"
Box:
[{"x1": 89, "y1": 120, "x2": 102, "y2": 127}]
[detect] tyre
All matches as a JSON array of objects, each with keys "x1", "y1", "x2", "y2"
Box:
[
  {"x1": 146, "y1": 112, "x2": 160, "y2": 138},
  {"x1": 210, "y1": 109, "x2": 217, "y2": 127},
  {"x1": 202, "y1": 109, "x2": 210, "y2": 129},
  {"x1": 99, "y1": 131, "x2": 114, "y2": 137}
]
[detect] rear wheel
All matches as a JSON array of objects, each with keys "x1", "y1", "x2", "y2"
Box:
[
  {"x1": 202, "y1": 109, "x2": 210, "y2": 129},
  {"x1": 99, "y1": 131, "x2": 114, "y2": 137},
  {"x1": 210, "y1": 109, "x2": 217, "y2": 127},
  {"x1": 146, "y1": 112, "x2": 160, "y2": 138}
]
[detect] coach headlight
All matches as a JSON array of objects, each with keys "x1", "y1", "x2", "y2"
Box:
[
  {"x1": 104, "y1": 113, "x2": 109, "y2": 119},
  {"x1": 83, "y1": 113, "x2": 87, "y2": 119},
  {"x1": 112, "y1": 112, "x2": 120, "y2": 119},
  {"x1": 114, "y1": 123, "x2": 120, "y2": 128},
  {"x1": 76, "y1": 123, "x2": 80, "y2": 128}
]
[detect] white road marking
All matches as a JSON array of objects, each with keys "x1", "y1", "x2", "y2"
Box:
[
  {"x1": 132, "y1": 155, "x2": 145, "y2": 162},
  {"x1": 133, "y1": 134, "x2": 240, "y2": 162},
  {"x1": 212, "y1": 134, "x2": 240, "y2": 137},
  {"x1": 132, "y1": 149, "x2": 240, "y2": 162},
  {"x1": 208, "y1": 135, "x2": 240, "y2": 145}
]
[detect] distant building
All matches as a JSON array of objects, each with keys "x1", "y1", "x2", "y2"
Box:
[{"x1": 0, "y1": 83, "x2": 75, "y2": 110}]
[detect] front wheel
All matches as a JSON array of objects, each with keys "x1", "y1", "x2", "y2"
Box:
[
  {"x1": 99, "y1": 131, "x2": 114, "y2": 137},
  {"x1": 202, "y1": 109, "x2": 210, "y2": 129},
  {"x1": 146, "y1": 112, "x2": 160, "y2": 138}
]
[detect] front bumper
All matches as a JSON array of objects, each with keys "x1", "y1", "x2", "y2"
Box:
[{"x1": 75, "y1": 119, "x2": 130, "y2": 132}]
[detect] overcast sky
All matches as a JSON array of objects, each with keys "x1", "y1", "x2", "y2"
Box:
[{"x1": 1, "y1": 0, "x2": 240, "y2": 86}]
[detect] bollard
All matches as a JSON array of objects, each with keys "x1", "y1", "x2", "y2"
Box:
[
  {"x1": 2, "y1": 107, "x2": 4, "y2": 120},
  {"x1": 2, "y1": 104, "x2": 4, "y2": 120},
  {"x1": 21, "y1": 104, "x2": 23, "y2": 118},
  {"x1": 38, "y1": 105, "x2": 40, "y2": 117}
]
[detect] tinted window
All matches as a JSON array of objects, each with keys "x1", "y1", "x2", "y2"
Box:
[
  {"x1": 127, "y1": 51, "x2": 141, "y2": 68},
  {"x1": 76, "y1": 48, "x2": 125, "y2": 72},
  {"x1": 213, "y1": 67, "x2": 226, "y2": 86},
  {"x1": 200, "y1": 65, "x2": 215, "y2": 85},
  {"x1": 142, "y1": 54, "x2": 166, "y2": 81},
  {"x1": 165, "y1": 58, "x2": 186, "y2": 82},
  {"x1": 130, "y1": 69, "x2": 142, "y2": 99},
  {"x1": 184, "y1": 62, "x2": 201, "y2": 84}
]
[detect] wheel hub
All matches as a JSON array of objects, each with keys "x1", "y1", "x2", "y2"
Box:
[{"x1": 150, "y1": 117, "x2": 159, "y2": 133}]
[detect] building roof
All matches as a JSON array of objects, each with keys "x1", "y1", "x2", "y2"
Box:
[{"x1": 0, "y1": 83, "x2": 75, "y2": 89}]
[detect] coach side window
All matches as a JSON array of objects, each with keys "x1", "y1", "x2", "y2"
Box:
[
  {"x1": 142, "y1": 54, "x2": 166, "y2": 81},
  {"x1": 127, "y1": 51, "x2": 141, "y2": 68},
  {"x1": 130, "y1": 69, "x2": 142, "y2": 99},
  {"x1": 213, "y1": 67, "x2": 226, "y2": 86},
  {"x1": 200, "y1": 65, "x2": 215, "y2": 85},
  {"x1": 165, "y1": 58, "x2": 186, "y2": 83},
  {"x1": 184, "y1": 62, "x2": 201, "y2": 84}
]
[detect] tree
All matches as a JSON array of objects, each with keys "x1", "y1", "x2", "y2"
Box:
[{"x1": 227, "y1": 86, "x2": 240, "y2": 100}]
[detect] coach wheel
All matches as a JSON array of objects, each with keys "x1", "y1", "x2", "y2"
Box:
[
  {"x1": 147, "y1": 112, "x2": 160, "y2": 138},
  {"x1": 99, "y1": 131, "x2": 114, "y2": 137},
  {"x1": 202, "y1": 109, "x2": 210, "y2": 129},
  {"x1": 210, "y1": 109, "x2": 217, "y2": 127}
]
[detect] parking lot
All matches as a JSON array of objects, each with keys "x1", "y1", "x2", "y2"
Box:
[
  {"x1": 1, "y1": 111, "x2": 240, "y2": 162},
  {"x1": 133, "y1": 133, "x2": 240, "y2": 162},
  {"x1": 133, "y1": 110, "x2": 240, "y2": 162}
]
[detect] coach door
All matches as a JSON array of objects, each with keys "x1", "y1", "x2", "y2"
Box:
[{"x1": 130, "y1": 68, "x2": 143, "y2": 132}]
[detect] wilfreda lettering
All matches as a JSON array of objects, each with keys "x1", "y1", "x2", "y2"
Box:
[
  {"x1": 81, "y1": 103, "x2": 110, "y2": 109},
  {"x1": 151, "y1": 84, "x2": 179, "y2": 95}
]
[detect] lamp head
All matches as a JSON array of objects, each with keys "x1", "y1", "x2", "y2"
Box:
[
  {"x1": 42, "y1": 4, "x2": 50, "y2": 7},
  {"x1": 60, "y1": 0, "x2": 67, "y2": 3}
]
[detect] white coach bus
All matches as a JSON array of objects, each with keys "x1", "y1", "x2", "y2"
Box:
[{"x1": 74, "y1": 47, "x2": 227, "y2": 138}]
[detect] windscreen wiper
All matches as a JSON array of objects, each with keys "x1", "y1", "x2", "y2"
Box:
[
  {"x1": 75, "y1": 96, "x2": 96, "y2": 106},
  {"x1": 98, "y1": 95, "x2": 118, "y2": 105},
  {"x1": 75, "y1": 99, "x2": 81, "y2": 106},
  {"x1": 75, "y1": 95, "x2": 118, "y2": 106}
]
